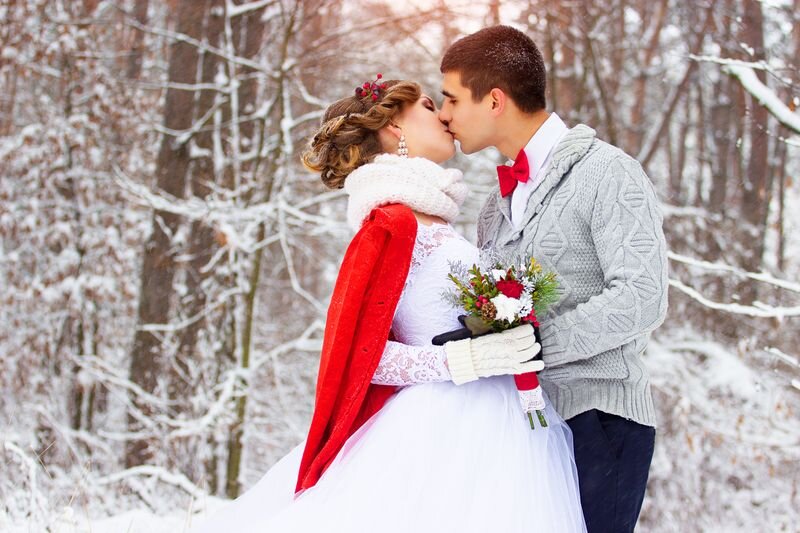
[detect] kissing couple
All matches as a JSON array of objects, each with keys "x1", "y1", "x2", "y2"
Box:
[{"x1": 192, "y1": 25, "x2": 668, "y2": 533}]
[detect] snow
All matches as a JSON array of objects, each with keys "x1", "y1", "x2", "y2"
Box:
[
  {"x1": 642, "y1": 334, "x2": 800, "y2": 530},
  {"x1": 2, "y1": 1, "x2": 799, "y2": 532},
  {"x1": 225, "y1": 0, "x2": 275, "y2": 19},
  {"x1": 765, "y1": 347, "x2": 799, "y2": 367},
  {"x1": 668, "y1": 251, "x2": 800, "y2": 293},
  {"x1": 2, "y1": 506, "x2": 193, "y2": 533},
  {"x1": 725, "y1": 64, "x2": 800, "y2": 134},
  {"x1": 4, "y1": 332, "x2": 795, "y2": 532},
  {"x1": 669, "y1": 278, "x2": 800, "y2": 318},
  {"x1": 661, "y1": 339, "x2": 759, "y2": 399}
]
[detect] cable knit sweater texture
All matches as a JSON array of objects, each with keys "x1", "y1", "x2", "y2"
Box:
[{"x1": 477, "y1": 124, "x2": 669, "y2": 427}]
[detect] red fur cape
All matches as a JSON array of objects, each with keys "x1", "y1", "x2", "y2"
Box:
[{"x1": 295, "y1": 203, "x2": 418, "y2": 494}]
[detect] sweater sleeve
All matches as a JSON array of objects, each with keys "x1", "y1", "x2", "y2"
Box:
[
  {"x1": 371, "y1": 341, "x2": 451, "y2": 386},
  {"x1": 539, "y1": 156, "x2": 669, "y2": 367}
]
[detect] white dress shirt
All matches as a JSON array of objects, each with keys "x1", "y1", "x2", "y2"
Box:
[{"x1": 509, "y1": 113, "x2": 569, "y2": 228}]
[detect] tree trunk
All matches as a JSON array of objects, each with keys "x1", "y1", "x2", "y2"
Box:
[
  {"x1": 638, "y1": 2, "x2": 713, "y2": 169},
  {"x1": 776, "y1": 142, "x2": 787, "y2": 272},
  {"x1": 585, "y1": 27, "x2": 618, "y2": 146},
  {"x1": 126, "y1": 0, "x2": 150, "y2": 79},
  {"x1": 693, "y1": 84, "x2": 706, "y2": 207},
  {"x1": 487, "y1": 0, "x2": 501, "y2": 25},
  {"x1": 221, "y1": 0, "x2": 271, "y2": 498},
  {"x1": 671, "y1": 97, "x2": 690, "y2": 205},
  {"x1": 708, "y1": 77, "x2": 732, "y2": 215},
  {"x1": 126, "y1": 0, "x2": 206, "y2": 469},
  {"x1": 0, "y1": 66, "x2": 16, "y2": 136},
  {"x1": 544, "y1": 7, "x2": 558, "y2": 114},
  {"x1": 234, "y1": 0, "x2": 268, "y2": 190},
  {"x1": 225, "y1": 221, "x2": 265, "y2": 499},
  {"x1": 780, "y1": 0, "x2": 800, "y2": 271},
  {"x1": 738, "y1": 0, "x2": 769, "y2": 301},
  {"x1": 170, "y1": 0, "x2": 223, "y2": 415},
  {"x1": 607, "y1": 0, "x2": 626, "y2": 104},
  {"x1": 627, "y1": 0, "x2": 668, "y2": 153},
  {"x1": 555, "y1": 3, "x2": 577, "y2": 122}
]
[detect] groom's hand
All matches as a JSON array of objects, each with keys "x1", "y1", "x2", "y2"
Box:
[{"x1": 444, "y1": 324, "x2": 544, "y2": 385}]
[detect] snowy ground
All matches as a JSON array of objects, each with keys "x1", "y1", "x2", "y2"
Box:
[
  {"x1": 0, "y1": 494, "x2": 227, "y2": 533},
  {"x1": 3, "y1": 330, "x2": 798, "y2": 532},
  {"x1": 2, "y1": 507, "x2": 192, "y2": 533}
]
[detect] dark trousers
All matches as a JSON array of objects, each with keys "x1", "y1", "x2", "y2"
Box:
[{"x1": 566, "y1": 410, "x2": 656, "y2": 533}]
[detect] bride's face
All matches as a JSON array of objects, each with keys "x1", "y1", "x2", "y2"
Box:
[{"x1": 389, "y1": 95, "x2": 455, "y2": 163}]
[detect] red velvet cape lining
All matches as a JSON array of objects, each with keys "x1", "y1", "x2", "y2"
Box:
[{"x1": 295, "y1": 203, "x2": 417, "y2": 493}]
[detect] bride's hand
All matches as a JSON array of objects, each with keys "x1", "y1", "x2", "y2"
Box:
[{"x1": 443, "y1": 324, "x2": 543, "y2": 385}]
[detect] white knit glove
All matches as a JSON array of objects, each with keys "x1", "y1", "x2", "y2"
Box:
[{"x1": 444, "y1": 324, "x2": 544, "y2": 385}]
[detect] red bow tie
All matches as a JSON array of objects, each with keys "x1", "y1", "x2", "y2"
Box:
[{"x1": 496, "y1": 149, "x2": 530, "y2": 197}]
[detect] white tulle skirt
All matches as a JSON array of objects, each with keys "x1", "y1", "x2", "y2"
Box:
[{"x1": 190, "y1": 375, "x2": 586, "y2": 532}]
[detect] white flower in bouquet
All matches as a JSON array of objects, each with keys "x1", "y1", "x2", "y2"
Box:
[
  {"x1": 442, "y1": 255, "x2": 561, "y2": 430},
  {"x1": 490, "y1": 294, "x2": 523, "y2": 322},
  {"x1": 491, "y1": 269, "x2": 507, "y2": 281}
]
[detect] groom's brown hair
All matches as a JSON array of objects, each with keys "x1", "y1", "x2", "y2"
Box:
[{"x1": 440, "y1": 25, "x2": 546, "y2": 113}]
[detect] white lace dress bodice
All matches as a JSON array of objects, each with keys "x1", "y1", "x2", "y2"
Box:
[{"x1": 371, "y1": 221, "x2": 480, "y2": 386}]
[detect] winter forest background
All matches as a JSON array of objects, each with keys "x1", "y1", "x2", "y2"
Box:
[{"x1": 1, "y1": 0, "x2": 798, "y2": 531}]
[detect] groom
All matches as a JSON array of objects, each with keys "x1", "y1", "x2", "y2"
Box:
[{"x1": 439, "y1": 26, "x2": 669, "y2": 532}]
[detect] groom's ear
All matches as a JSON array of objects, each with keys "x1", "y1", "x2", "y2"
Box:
[{"x1": 488, "y1": 88, "x2": 506, "y2": 117}]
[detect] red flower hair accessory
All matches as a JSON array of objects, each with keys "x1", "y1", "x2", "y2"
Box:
[{"x1": 355, "y1": 73, "x2": 388, "y2": 102}]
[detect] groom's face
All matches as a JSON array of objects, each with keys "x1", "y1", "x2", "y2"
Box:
[{"x1": 439, "y1": 71, "x2": 495, "y2": 155}]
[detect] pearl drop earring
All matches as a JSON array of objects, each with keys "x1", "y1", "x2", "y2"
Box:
[{"x1": 397, "y1": 134, "x2": 408, "y2": 157}]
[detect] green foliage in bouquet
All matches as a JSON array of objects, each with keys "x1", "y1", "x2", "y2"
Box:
[
  {"x1": 443, "y1": 257, "x2": 560, "y2": 334},
  {"x1": 525, "y1": 259, "x2": 560, "y2": 318}
]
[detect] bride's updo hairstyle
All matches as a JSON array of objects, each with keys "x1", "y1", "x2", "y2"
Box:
[{"x1": 302, "y1": 78, "x2": 421, "y2": 189}]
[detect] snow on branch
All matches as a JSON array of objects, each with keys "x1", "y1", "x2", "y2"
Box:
[
  {"x1": 296, "y1": 77, "x2": 330, "y2": 109},
  {"x1": 725, "y1": 65, "x2": 800, "y2": 134},
  {"x1": 112, "y1": 166, "x2": 273, "y2": 251},
  {"x1": 164, "y1": 321, "x2": 324, "y2": 439},
  {"x1": 138, "y1": 287, "x2": 245, "y2": 333},
  {"x1": 112, "y1": 166, "x2": 345, "y2": 254},
  {"x1": 68, "y1": 354, "x2": 169, "y2": 410},
  {"x1": 33, "y1": 406, "x2": 116, "y2": 458},
  {"x1": 4, "y1": 441, "x2": 44, "y2": 515},
  {"x1": 95, "y1": 465, "x2": 206, "y2": 500},
  {"x1": 277, "y1": 196, "x2": 347, "y2": 227},
  {"x1": 765, "y1": 347, "x2": 799, "y2": 368},
  {"x1": 225, "y1": 0, "x2": 278, "y2": 18},
  {"x1": 154, "y1": 97, "x2": 229, "y2": 146},
  {"x1": 668, "y1": 251, "x2": 800, "y2": 293},
  {"x1": 690, "y1": 55, "x2": 800, "y2": 134},
  {"x1": 116, "y1": 7, "x2": 265, "y2": 73},
  {"x1": 669, "y1": 279, "x2": 800, "y2": 318},
  {"x1": 277, "y1": 202, "x2": 326, "y2": 314},
  {"x1": 689, "y1": 55, "x2": 772, "y2": 71},
  {"x1": 661, "y1": 204, "x2": 723, "y2": 222},
  {"x1": 134, "y1": 79, "x2": 232, "y2": 94},
  {"x1": 295, "y1": 189, "x2": 347, "y2": 210}
]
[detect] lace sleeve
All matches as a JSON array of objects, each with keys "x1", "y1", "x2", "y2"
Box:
[{"x1": 371, "y1": 341, "x2": 452, "y2": 386}]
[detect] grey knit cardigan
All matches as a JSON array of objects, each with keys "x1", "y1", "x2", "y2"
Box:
[{"x1": 477, "y1": 124, "x2": 669, "y2": 427}]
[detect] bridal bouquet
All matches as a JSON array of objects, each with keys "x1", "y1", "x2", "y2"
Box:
[{"x1": 435, "y1": 255, "x2": 560, "y2": 429}]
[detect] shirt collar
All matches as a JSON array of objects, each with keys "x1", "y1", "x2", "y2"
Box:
[{"x1": 517, "y1": 112, "x2": 568, "y2": 178}]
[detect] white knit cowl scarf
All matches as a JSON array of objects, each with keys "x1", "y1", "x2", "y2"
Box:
[{"x1": 344, "y1": 154, "x2": 469, "y2": 231}]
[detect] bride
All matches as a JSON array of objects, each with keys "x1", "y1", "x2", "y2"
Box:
[{"x1": 190, "y1": 77, "x2": 586, "y2": 532}]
